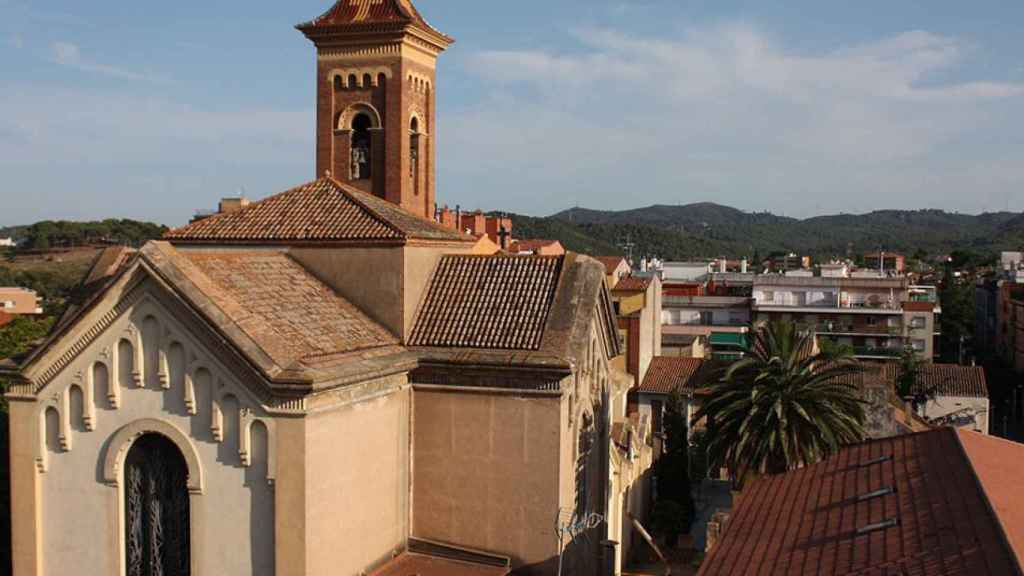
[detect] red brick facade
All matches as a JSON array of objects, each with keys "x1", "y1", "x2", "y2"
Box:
[{"x1": 300, "y1": 4, "x2": 452, "y2": 221}]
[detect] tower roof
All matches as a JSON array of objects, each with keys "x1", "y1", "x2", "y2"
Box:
[{"x1": 297, "y1": 0, "x2": 452, "y2": 46}]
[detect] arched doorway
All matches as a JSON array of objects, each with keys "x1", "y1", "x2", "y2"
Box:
[{"x1": 124, "y1": 434, "x2": 191, "y2": 576}]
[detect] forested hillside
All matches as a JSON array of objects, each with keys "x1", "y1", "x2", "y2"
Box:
[{"x1": 511, "y1": 204, "x2": 1024, "y2": 261}]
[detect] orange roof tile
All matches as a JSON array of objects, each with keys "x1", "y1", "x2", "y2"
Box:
[
  {"x1": 638, "y1": 357, "x2": 706, "y2": 395},
  {"x1": 409, "y1": 255, "x2": 563, "y2": 351},
  {"x1": 611, "y1": 275, "x2": 651, "y2": 293},
  {"x1": 699, "y1": 428, "x2": 1024, "y2": 576},
  {"x1": 594, "y1": 256, "x2": 628, "y2": 275},
  {"x1": 510, "y1": 239, "x2": 563, "y2": 253},
  {"x1": 958, "y1": 430, "x2": 1024, "y2": 566},
  {"x1": 165, "y1": 177, "x2": 469, "y2": 245}
]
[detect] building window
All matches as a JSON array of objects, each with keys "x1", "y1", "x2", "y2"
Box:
[
  {"x1": 911, "y1": 316, "x2": 927, "y2": 329},
  {"x1": 350, "y1": 113, "x2": 372, "y2": 180},
  {"x1": 912, "y1": 339, "x2": 927, "y2": 352},
  {"x1": 409, "y1": 117, "x2": 420, "y2": 183},
  {"x1": 575, "y1": 415, "x2": 594, "y2": 521},
  {"x1": 124, "y1": 434, "x2": 191, "y2": 576}
]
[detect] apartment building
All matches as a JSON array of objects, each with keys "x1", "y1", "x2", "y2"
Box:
[
  {"x1": 863, "y1": 251, "x2": 906, "y2": 275},
  {"x1": 752, "y1": 273, "x2": 939, "y2": 360},
  {"x1": 0, "y1": 287, "x2": 43, "y2": 316}
]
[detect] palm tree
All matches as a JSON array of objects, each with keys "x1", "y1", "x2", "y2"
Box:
[{"x1": 692, "y1": 322, "x2": 866, "y2": 481}]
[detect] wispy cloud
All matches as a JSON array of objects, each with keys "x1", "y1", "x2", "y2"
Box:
[
  {"x1": 0, "y1": 83, "x2": 311, "y2": 166},
  {"x1": 48, "y1": 42, "x2": 168, "y2": 83},
  {"x1": 444, "y1": 24, "x2": 1024, "y2": 216}
]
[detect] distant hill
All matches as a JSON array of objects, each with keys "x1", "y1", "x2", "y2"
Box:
[
  {"x1": 5, "y1": 219, "x2": 167, "y2": 251},
  {"x1": 511, "y1": 205, "x2": 1024, "y2": 261}
]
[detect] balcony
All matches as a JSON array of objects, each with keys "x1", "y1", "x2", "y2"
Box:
[
  {"x1": 798, "y1": 322, "x2": 903, "y2": 337},
  {"x1": 852, "y1": 346, "x2": 904, "y2": 359}
]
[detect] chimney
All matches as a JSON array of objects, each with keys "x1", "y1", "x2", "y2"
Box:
[{"x1": 219, "y1": 197, "x2": 250, "y2": 214}]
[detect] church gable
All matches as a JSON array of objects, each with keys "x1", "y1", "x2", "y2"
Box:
[
  {"x1": 28, "y1": 286, "x2": 277, "y2": 477},
  {"x1": 24, "y1": 285, "x2": 278, "y2": 575}
]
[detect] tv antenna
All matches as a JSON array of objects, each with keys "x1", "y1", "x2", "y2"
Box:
[{"x1": 619, "y1": 235, "x2": 636, "y2": 265}]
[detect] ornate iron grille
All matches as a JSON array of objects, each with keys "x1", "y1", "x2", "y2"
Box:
[{"x1": 124, "y1": 434, "x2": 191, "y2": 576}]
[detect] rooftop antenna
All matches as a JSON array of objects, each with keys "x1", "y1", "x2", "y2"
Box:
[{"x1": 619, "y1": 235, "x2": 636, "y2": 266}]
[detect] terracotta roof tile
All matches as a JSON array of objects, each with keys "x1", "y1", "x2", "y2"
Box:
[
  {"x1": 611, "y1": 275, "x2": 651, "y2": 293},
  {"x1": 594, "y1": 256, "x2": 628, "y2": 275},
  {"x1": 842, "y1": 364, "x2": 989, "y2": 399},
  {"x1": 409, "y1": 255, "x2": 564, "y2": 350},
  {"x1": 165, "y1": 177, "x2": 469, "y2": 244},
  {"x1": 957, "y1": 430, "x2": 1024, "y2": 566},
  {"x1": 638, "y1": 357, "x2": 705, "y2": 395},
  {"x1": 177, "y1": 250, "x2": 397, "y2": 368},
  {"x1": 509, "y1": 239, "x2": 563, "y2": 253},
  {"x1": 699, "y1": 428, "x2": 1023, "y2": 576}
]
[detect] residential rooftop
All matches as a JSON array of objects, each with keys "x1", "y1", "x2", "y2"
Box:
[{"x1": 698, "y1": 428, "x2": 1024, "y2": 576}]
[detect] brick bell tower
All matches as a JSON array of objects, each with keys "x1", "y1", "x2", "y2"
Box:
[{"x1": 298, "y1": 0, "x2": 452, "y2": 220}]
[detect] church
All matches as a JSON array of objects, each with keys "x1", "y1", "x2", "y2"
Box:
[{"x1": 2, "y1": 2, "x2": 650, "y2": 575}]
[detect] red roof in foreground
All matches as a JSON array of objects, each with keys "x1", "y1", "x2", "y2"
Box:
[{"x1": 699, "y1": 428, "x2": 1024, "y2": 576}]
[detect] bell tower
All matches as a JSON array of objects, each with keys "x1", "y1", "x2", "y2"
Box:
[{"x1": 298, "y1": 0, "x2": 452, "y2": 220}]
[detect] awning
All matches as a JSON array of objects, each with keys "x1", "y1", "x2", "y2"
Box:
[{"x1": 709, "y1": 332, "x2": 748, "y2": 349}]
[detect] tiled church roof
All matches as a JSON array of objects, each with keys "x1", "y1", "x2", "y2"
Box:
[
  {"x1": 143, "y1": 242, "x2": 407, "y2": 385},
  {"x1": 699, "y1": 428, "x2": 1024, "y2": 576},
  {"x1": 409, "y1": 255, "x2": 564, "y2": 350},
  {"x1": 165, "y1": 177, "x2": 469, "y2": 244},
  {"x1": 180, "y1": 250, "x2": 397, "y2": 365}
]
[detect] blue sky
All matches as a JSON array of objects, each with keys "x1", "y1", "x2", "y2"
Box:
[{"x1": 1, "y1": 0, "x2": 1023, "y2": 226}]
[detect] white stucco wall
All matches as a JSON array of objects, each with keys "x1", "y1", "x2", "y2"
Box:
[
  {"x1": 35, "y1": 293, "x2": 276, "y2": 576},
  {"x1": 919, "y1": 395, "x2": 990, "y2": 434}
]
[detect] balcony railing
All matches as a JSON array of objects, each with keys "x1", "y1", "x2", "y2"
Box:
[
  {"x1": 852, "y1": 346, "x2": 903, "y2": 358},
  {"x1": 798, "y1": 323, "x2": 903, "y2": 337}
]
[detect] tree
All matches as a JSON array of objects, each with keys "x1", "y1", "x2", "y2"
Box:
[
  {"x1": 894, "y1": 347, "x2": 937, "y2": 412},
  {"x1": 938, "y1": 264, "x2": 975, "y2": 364},
  {"x1": 692, "y1": 322, "x2": 866, "y2": 481},
  {"x1": 652, "y1": 389, "x2": 695, "y2": 546}
]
